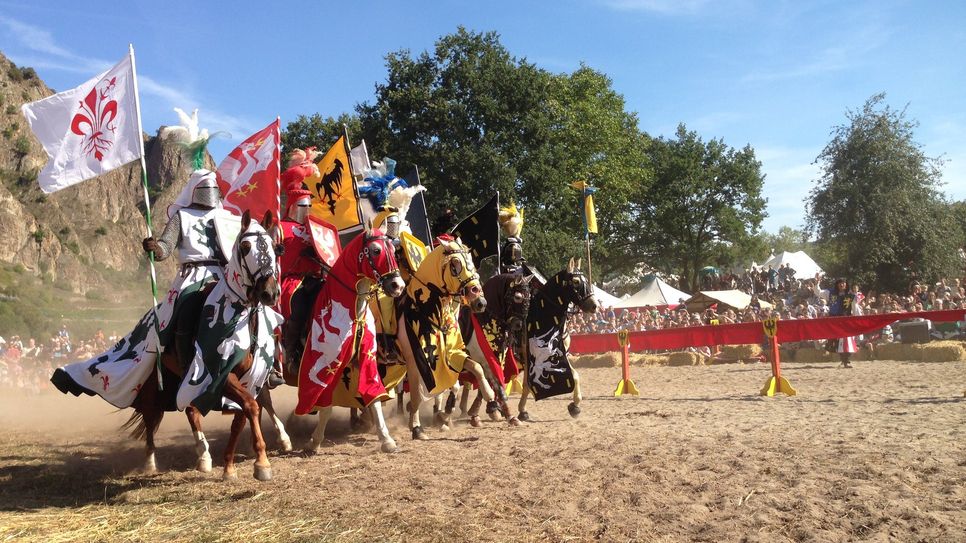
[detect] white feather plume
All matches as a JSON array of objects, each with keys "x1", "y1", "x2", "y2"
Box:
[
  {"x1": 160, "y1": 107, "x2": 210, "y2": 145},
  {"x1": 387, "y1": 185, "x2": 426, "y2": 220}
]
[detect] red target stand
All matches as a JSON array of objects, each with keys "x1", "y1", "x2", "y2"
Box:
[
  {"x1": 759, "y1": 317, "x2": 796, "y2": 397},
  {"x1": 613, "y1": 329, "x2": 640, "y2": 397}
]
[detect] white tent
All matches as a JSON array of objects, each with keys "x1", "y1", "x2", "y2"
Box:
[
  {"x1": 685, "y1": 290, "x2": 774, "y2": 312},
  {"x1": 615, "y1": 276, "x2": 690, "y2": 308},
  {"x1": 593, "y1": 285, "x2": 623, "y2": 308},
  {"x1": 763, "y1": 251, "x2": 823, "y2": 279}
]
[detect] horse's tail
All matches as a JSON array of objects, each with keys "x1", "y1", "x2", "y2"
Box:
[{"x1": 121, "y1": 410, "x2": 149, "y2": 440}]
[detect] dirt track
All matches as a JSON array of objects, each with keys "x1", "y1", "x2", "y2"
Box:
[{"x1": 1, "y1": 359, "x2": 964, "y2": 542}]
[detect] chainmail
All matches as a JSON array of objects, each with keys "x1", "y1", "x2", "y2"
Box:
[{"x1": 153, "y1": 211, "x2": 182, "y2": 261}]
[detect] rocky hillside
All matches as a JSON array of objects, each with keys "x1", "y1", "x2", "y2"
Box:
[
  {"x1": 0, "y1": 52, "x2": 221, "y2": 338},
  {"x1": 0, "y1": 51, "x2": 213, "y2": 294}
]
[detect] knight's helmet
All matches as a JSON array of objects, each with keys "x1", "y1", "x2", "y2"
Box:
[
  {"x1": 285, "y1": 182, "x2": 313, "y2": 224},
  {"x1": 373, "y1": 207, "x2": 403, "y2": 240},
  {"x1": 189, "y1": 169, "x2": 222, "y2": 209},
  {"x1": 499, "y1": 202, "x2": 525, "y2": 273}
]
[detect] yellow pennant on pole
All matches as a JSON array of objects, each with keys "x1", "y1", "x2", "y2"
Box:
[{"x1": 571, "y1": 180, "x2": 598, "y2": 234}]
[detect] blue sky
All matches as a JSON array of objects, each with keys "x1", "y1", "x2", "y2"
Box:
[{"x1": 1, "y1": 0, "x2": 964, "y2": 233}]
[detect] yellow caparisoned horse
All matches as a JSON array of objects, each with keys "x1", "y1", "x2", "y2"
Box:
[{"x1": 395, "y1": 235, "x2": 518, "y2": 439}]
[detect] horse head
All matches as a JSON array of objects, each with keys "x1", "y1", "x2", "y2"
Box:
[
  {"x1": 441, "y1": 240, "x2": 486, "y2": 313},
  {"x1": 359, "y1": 228, "x2": 405, "y2": 298},
  {"x1": 485, "y1": 273, "x2": 531, "y2": 332},
  {"x1": 236, "y1": 210, "x2": 280, "y2": 307},
  {"x1": 564, "y1": 257, "x2": 597, "y2": 314}
]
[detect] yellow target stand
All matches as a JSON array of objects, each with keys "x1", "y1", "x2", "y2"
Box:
[
  {"x1": 613, "y1": 329, "x2": 640, "y2": 397},
  {"x1": 505, "y1": 376, "x2": 524, "y2": 395},
  {"x1": 759, "y1": 318, "x2": 797, "y2": 397}
]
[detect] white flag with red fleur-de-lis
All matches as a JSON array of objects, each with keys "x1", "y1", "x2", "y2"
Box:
[{"x1": 21, "y1": 52, "x2": 142, "y2": 193}]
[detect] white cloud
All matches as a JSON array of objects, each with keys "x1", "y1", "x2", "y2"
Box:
[
  {"x1": 0, "y1": 16, "x2": 256, "y2": 145},
  {"x1": 742, "y1": 23, "x2": 889, "y2": 83}
]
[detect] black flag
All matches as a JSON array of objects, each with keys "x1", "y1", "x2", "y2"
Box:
[
  {"x1": 452, "y1": 192, "x2": 500, "y2": 265},
  {"x1": 402, "y1": 168, "x2": 433, "y2": 246}
]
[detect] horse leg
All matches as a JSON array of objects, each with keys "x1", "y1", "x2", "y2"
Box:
[
  {"x1": 185, "y1": 406, "x2": 212, "y2": 473},
  {"x1": 139, "y1": 405, "x2": 163, "y2": 473},
  {"x1": 370, "y1": 401, "x2": 398, "y2": 453},
  {"x1": 308, "y1": 406, "x2": 332, "y2": 454},
  {"x1": 223, "y1": 374, "x2": 272, "y2": 481},
  {"x1": 467, "y1": 390, "x2": 484, "y2": 427},
  {"x1": 222, "y1": 411, "x2": 246, "y2": 480},
  {"x1": 459, "y1": 385, "x2": 471, "y2": 417},
  {"x1": 518, "y1": 371, "x2": 532, "y2": 422},
  {"x1": 568, "y1": 365, "x2": 582, "y2": 418},
  {"x1": 257, "y1": 388, "x2": 292, "y2": 452}
]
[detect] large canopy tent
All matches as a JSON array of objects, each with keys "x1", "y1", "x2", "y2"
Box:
[
  {"x1": 615, "y1": 276, "x2": 690, "y2": 309},
  {"x1": 685, "y1": 290, "x2": 774, "y2": 313},
  {"x1": 762, "y1": 251, "x2": 823, "y2": 279},
  {"x1": 593, "y1": 285, "x2": 623, "y2": 308}
]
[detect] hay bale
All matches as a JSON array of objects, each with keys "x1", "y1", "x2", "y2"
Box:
[
  {"x1": 792, "y1": 347, "x2": 838, "y2": 363},
  {"x1": 875, "y1": 342, "x2": 922, "y2": 361},
  {"x1": 668, "y1": 352, "x2": 702, "y2": 366},
  {"x1": 572, "y1": 352, "x2": 620, "y2": 368},
  {"x1": 720, "y1": 344, "x2": 762, "y2": 359},
  {"x1": 919, "y1": 341, "x2": 966, "y2": 362},
  {"x1": 629, "y1": 354, "x2": 670, "y2": 366}
]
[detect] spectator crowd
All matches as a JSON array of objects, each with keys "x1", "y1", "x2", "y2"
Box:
[
  {"x1": 570, "y1": 267, "x2": 966, "y2": 345},
  {"x1": 0, "y1": 325, "x2": 116, "y2": 394}
]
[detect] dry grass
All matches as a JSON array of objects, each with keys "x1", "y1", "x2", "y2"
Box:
[
  {"x1": 3, "y1": 360, "x2": 965, "y2": 542},
  {"x1": 629, "y1": 354, "x2": 670, "y2": 366},
  {"x1": 667, "y1": 352, "x2": 704, "y2": 366}
]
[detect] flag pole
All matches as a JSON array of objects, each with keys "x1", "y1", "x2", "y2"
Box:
[
  {"x1": 275, "y1": 116, "x2": 281, "y2": 220},
  {"x1": 130, "y1": 44, "x2": 165, "y2": 390},
  {"x1": 129, "y1": 44, "x2": 158, "y2": 303},
  {"x1": 586, "y1": 229, "x2": 593, "y2": 287}
]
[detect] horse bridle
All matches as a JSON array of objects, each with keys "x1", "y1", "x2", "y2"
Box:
[
  {"x1": 225, "y1": 229, "x2": 276, "y2": 305},
  {"x1": 542, "y1": 269, "x2": 594, "y2": 316},
  {"x1": 362, "y1": 233, "x2": 401, "y2": 285},
  {"x1": 442, "y1": 247, "x2": 480, "y2": 297}
]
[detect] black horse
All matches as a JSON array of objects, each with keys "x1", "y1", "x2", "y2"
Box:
[{"x1": 517, "y1": 258, "x2": 597, "y2": 421}]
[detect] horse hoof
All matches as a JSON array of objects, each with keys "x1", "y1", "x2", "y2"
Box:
[
  {"x1": 485, "y1": 401, "x2": 500, "y2": 415},
  {"x1": 488, "y1": 410, "x2": 504, "y2": 422},
  {"x1": 507, "y1": 417, "x2": 521, "y2": 427},
  {"x1": 568, "y1": 402, "x2": 581, "y2": 418},
  {"x1": 440, "y1": 424, "x2": 451, "y2": 432},
  {"x1": 381, "y1": 440, "x2": 399, "y2": 454},
  {"x1": 412, "y1": 427, "x2": 428, "y2": 440},
  {"x1": 279, "y1": 438, "x2": 293, "y2": 453},
  {"x1": 518, "y1": 411, "x2": 532, "y2": 422},
  {"x1": 254, "y1": 464, "x2": 273, "y2": 482},
  {"x1": 223, "y1": 470, "x2": 238, "y2": 481},
  {"x1": 196, "y1": 453, "x2": 212, "y2": 473},
  {"x1": 469, "y1": 416, "x2": 482, "y2": 428}
]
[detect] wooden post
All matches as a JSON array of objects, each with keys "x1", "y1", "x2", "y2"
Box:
[
  {"x1": 760, "y1": 318, "x2": 797, "y2": 397},
  {"x1": 613, "y1": 329, "x2": 639, "y2": 397}
]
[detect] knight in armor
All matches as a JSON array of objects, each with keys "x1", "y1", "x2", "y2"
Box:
[
  {"x1": 278, "y1": 182, "x2": 326, "y2": 379},
  {"x1": 499, "y1": 202, "x2": 525, "y2": 273},
  {"x1": 142, "y1": 169, "x2": 234, "y2": 369}
]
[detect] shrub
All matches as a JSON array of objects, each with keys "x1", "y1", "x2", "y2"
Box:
[
  {"x1": 5, "y1": 104, "x2": 16, "y2": 115},
  {"x1": 58, "y1": 226, "x2": 70, "y2": 236},
  {"x1": 95, "y1": 226, "x2": 108, "y2": 236}
]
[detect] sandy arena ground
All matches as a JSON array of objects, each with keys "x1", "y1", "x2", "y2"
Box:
[{"x1": 0, "y1": 359, "x2": 964, "y2": 542}]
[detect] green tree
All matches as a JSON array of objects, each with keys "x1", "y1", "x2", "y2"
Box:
[
  {"x1": 280, "y1": 113, "x2": 360, "y2": 158},
  {"x1": 354, "y1": 28, "x2": 649, "y2": 275},
  {"x1": 633, "y1": 124, "x2": 767, "y2": 292},
  {"x1": 807, "y1": 93, "x2": 959, "y2": 291}
]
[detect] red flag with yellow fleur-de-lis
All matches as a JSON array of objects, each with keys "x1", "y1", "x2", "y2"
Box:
[{"x1": 216, "y1": 119, "x2": 281, "y2": 220}]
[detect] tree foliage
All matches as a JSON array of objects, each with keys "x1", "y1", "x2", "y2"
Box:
[
  {"x1": 282, "y1": 28, "x2": 770, "y2": 285},
  {"x1": 280, "y1": 113, "x2": 360, "y2": 158},
  {"x1": 807, "y1": 93, "x2": 959, "y2": 291},
  {"x1": 631, "y1": 125, "x2": 766, "y2": 291}
]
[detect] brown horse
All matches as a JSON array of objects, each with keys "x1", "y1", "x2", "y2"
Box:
[{"x1": 125, "y1": 210, "x2": 281, "y2": 480}]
